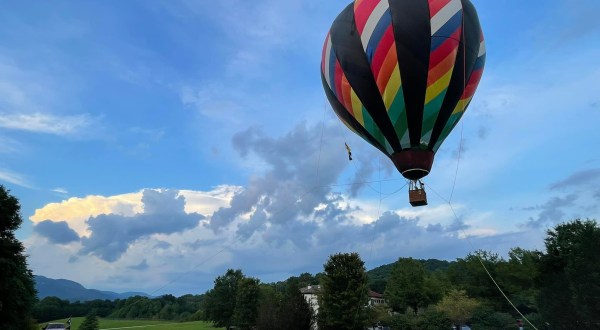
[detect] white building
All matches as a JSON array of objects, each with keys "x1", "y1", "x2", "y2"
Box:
[{"x1": 300, "y1": 285, "x2": 386, "y2": 313}]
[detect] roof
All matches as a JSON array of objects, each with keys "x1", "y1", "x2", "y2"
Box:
[
  {"x1": 300, "y1": 285, "x2": 384, "y2": 299},
  {"x1": 300, "y1": 285, "x2": 322, "y2": 294},
  {"x1": 369, "y1": 290, "x2": 384, "y2": 298}
]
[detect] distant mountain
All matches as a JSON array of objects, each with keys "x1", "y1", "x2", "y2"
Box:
[
  {"x1": 35, "y1": 275, "x2": 150, "y2": 302},
  {"x1": 367, "y1": 258, "x2": 454, "y2": 293}
]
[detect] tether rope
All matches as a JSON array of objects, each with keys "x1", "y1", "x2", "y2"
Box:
[{"x1": 425, "y1": 183, "x2": 539, "y2": 330}]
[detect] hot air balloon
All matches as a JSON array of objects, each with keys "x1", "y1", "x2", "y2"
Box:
[{"x1": 321, "y1": 0, "x2": 486, "y2": 206}]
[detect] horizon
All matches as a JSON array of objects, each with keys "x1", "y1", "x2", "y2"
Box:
[{"x1": 2, "y1": 0, "x2": 599, "y2": 296}]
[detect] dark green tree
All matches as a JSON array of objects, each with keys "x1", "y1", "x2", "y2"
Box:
[
  {"x1": 232, "y1": 277, "x2": 260, "y2": 329},
  {"x1": 470, "y1": 305, "x2": 516, "y2": 330},
  {"x1": 537, "y1": 219, "x2": 600, "y2": 328},
  {"x1": 495, "y1": 247, "x2": 541, "y2": 315},
  {"x1": 318, "y1": 252, "x2": 369, "y2": 330},
  {"x1": 447, "y1": 250, "x2": 505, "y2": 310},
  {"x1": 256, "y1": 285, "x2": 280, "y2": 330},
  {"x1": 203, "y1": 269, "x2": 244, "y2": 328},
  {"x1": 422, "y1": 271, "x2": 450, "y2": 306},
  {"x1": 385, "y1": 258, "x2": 427, "y2": 314},
  {"x1": 0, "y1": 186, "x2": 37, "y2": 330},
  {"x1": 278, "y1": 278, "x2": 314, "y2": 330},
  {"x1": 78, "y1": 310, "x2": 99, "y2": 330},
  {"x1": 256, "y1": 279, "x2": 313, "y2": 330},
  {"x1": 416, "y1": 307, "x2": 451, "y2": 330}
]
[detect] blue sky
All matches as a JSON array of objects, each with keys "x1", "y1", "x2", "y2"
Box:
[{"x1": 2, "y1": 0, "x2": 600, "y2": 296}]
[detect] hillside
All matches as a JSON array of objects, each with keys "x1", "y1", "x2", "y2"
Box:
[
  {"x1": 35, "y1": 275, "x2": 150, "y2": 302},
  {"x1": 367, "y1": 258, "x2": 453, "y2": 293}
]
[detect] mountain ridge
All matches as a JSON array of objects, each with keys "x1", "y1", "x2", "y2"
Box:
[{"x1": 35, "y1": 275, "x2": 151, "y2": 302}]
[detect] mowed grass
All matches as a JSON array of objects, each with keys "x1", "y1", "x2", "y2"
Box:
[{"x1": 39, "y1": 317, "x2": 221, "y2": 330}]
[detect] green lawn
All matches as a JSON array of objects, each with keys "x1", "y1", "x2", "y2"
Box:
[{"x1": 39, "y1": 318, "x2": 221, "y2": 330}]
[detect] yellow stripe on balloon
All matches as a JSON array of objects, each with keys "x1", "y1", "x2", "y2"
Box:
[
  {"x1": 350, "y1": 89, "x2": 365, "y2": 126},
  {"x1": 452, "y1": 96, "x2": 473, "y2": 115},
  {"x1": 383, "y1": 64, "x2": 401, "y2": 110},
  {"x1": 424, "y1": 68, "x2": 453, "y2": 104}
]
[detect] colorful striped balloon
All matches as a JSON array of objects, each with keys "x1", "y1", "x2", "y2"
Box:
[{"x1": 322, "y1": 0, "x2": 486, "y2": 180}]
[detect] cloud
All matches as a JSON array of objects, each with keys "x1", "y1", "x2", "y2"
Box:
[
  {"x1": 208, "y1": 123, "x2": 500, "y2": 254},
  {"x1": 208, "y1": 123, "x2": 347, "y2": 235},
  {"x1": 524, "y1": 194, "x2": 579, "y2": 228},
  {"x1": 184, "y1": 238, "x2": 221, "y2": 250},
  {"x1": 550, "y1": 168, "x2": 600, "y2": 190},
  {"x1": 0, "y1": 168, "x2": 31, "y2": 188},
  {"x1": 30, "y1": 192, "x2": 143, "y2": 236},
  {"x1": 79, "y1": 189, "x2": 205, "y2": 262},
  {"x1": 0, "y1": 136, "x2": 23, "y2": 154},
  {"x1": 128, "y1": 259, "x2": 149, "y2": 271},
  {"x1": 33, "y1": 220, "x2": 80, "y2": 245},
  {"x1": 0, "y1": 112, "x2": 95, "y2": 136},
  {"x1": 52, "y1": 187, "x2": 68, "y2": 194},
  {"x1": 154, "y1": 241, "x2": 172, "y2": 250},
  {"x1": 30, "y1": 187, "x2": 239, "y2": 237}
]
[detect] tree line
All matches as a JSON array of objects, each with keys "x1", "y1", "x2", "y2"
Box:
[
  {"x1": 198, "y1": 219, "x2": 600, "y2": 330},
  {"x1": 33, "y1": 294, "x2": 205, "y2": 323},
  {"x1": 2, "y1": 185, "x2": 599, "y2": 329}
]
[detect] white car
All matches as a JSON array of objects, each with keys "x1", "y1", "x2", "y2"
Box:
[{"x1": 42, "y1": 323, "x2": 67, "y2": 330}]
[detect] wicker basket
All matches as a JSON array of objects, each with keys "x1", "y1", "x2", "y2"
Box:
[{"x1": 409, "y1": 189, "x2": 428, "y2": 207}]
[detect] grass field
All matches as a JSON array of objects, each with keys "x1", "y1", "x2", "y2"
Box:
[{"x1": 39, "y1": 317, "x2": 221, "y2": 330}]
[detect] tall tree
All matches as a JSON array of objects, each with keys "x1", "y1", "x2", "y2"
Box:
[
  {"x1": 537, "y1": 219, "x2": 600, "y2": 328},
  {"x1": 203, "y1": 269, "x2": 244, "y2": 328},
  {"x1": 279, "y1": 278, "x2": 314, "y2": 330},
  {"x1": 0, "y1": 186, "x2": 37, "y2": 330},
  {"x1": 256, "y1": 279, "x2": 313, "y2": 330},
  {"x1": 232, "y1": 277, "x2": 260, "y2": 330},
  {"x1": 318, "y1": 252, "x2": 369, "y2": 330},
  {"x1": 495, "y1": 247, "x2": 541, "y2": 314},
  {"x1": 385, "y1": 258, "x2": 427, "y2": 314},
  {"x1": 256, "y1": 285, "x2": 280, "y2": 330}
]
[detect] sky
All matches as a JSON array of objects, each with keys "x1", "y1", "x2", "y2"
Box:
[{"x1": 2, "y1": 0, "x2": 600, "y2": 297}]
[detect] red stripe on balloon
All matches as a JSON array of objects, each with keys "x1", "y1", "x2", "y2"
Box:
[
  {"x1": 428, "y1": 0, "x2": 452, "y2": 18},
  {"x1": 429, "y1": 28, "x2": 461, "y2": 68},
  {"x1": 370, "y1": 25, "x2": 395, "y2": 80},
  {"x1": 354, "y1": 0, "x2": 380, "y2": 34}
]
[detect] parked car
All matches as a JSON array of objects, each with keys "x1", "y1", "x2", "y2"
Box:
[{"x1": 42, "y1": 323, "x2": 67, "y2": 330}]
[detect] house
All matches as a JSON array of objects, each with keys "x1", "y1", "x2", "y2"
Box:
[
  {"x1": 300, "y1": 285, "x2": 321, "y2": 314},
  {"x1": 368, "y1": 290, "x2": 385, "y2": 306},
  {"x1": 300, "y1": 285, "x2": 386, "y2": 313}
]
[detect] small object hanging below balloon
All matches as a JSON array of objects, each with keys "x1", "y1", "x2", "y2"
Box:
[{"x1": 345, "y1": 142, "x2": 352, "y2": 161}]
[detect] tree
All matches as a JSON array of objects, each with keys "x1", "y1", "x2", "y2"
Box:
[
  {"x1": 385, "y1": 258, "x2": 427, "y2": 314},
  {"x1": 318, "y1": 252, "x2": 369, "y2": 330},
  {"x1": 0, "y1": 186, "x2": 37, "y2": 330},
  {"x1": 79, "y1": 310, "x2": 99, "y2": 330},
  {"x1": 256, "y1": 279, "x2": 313, "y2": 330},
  {"x1": 447, "y1": 250, "x2": 505, "y2": 311},
  {"x1": 278, "y1": 278, "x2": 314, "y2": 330},
  {"x1": 435, "y1": 289, "x2": 480, "y2": 328},
  {"x1": 203, "y1": 269, "x2": 244, "y2": 328},
  {"x1": 537, "y1": 219, "x2": 600, "y2": 328},
  {"x1": 232, "y1": 277, "x2": 260, "y2": 329},
  {"x1": 470, "y1": 305, "x2": 516, "y2": 330},
  {"x1": 495, "y1": 248, "x2": 541, "y2": 315},
  {"x1": 256, "y1": 285, "x2": 280, "y2": 330}
]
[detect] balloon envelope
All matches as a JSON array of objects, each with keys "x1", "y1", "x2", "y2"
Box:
[{"x1": 321, "y1": 0, "x2": 486, "y2": 180}]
